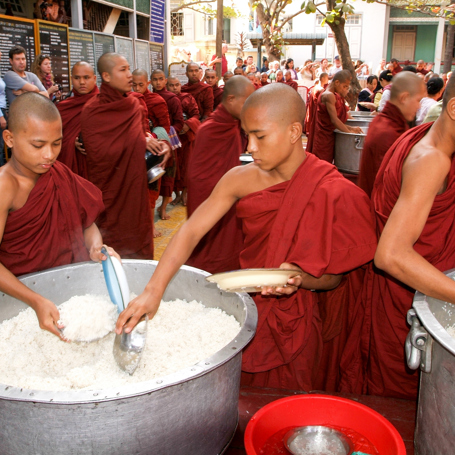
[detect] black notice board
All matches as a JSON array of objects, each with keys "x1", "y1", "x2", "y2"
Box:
[
  {"x1": 68, "y1": 28, "x2": 95, "y2": 70},
  {"x1": 94, "y1": 33, "x2": 115, "y2": 86},
  {"x1": 134, "y1": 40, "x2": 150, "y2": 75},
  {"x1": 150, "y1": 43, "x2": 163, "y2": 72},
  {"x1": 115, "y1": 36, "x2": 134, "y2": 69},
  {"x1": 37, "y1": 20, "x2": 70, "y2": 93},
  {"x1": 0, "y1": 15, "x2": 36, "y2": 75}
]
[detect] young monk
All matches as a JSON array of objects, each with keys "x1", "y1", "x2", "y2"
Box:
[
  {"x1": 185, "y1": 76, "x2": 254, "y2": 274},
  {"x1": 306, "y1": 70, "x2": 362, "y2": 162},
  {"x1": 204, "y1": 68, "x2": 223, "y2": 110},
  {"x1": 223, "y1": 71, "x2": 233, "y2": 84},
  {"x1": 358, "y1": 72, "x2": 426, "y2": 197},
  {"x1": 56, "y1": 61, "x2": 98, "y2": 178},
  {"x1": 0, "y1": 92, "x2": 115, "y2": 339},
  {"x1": 233, "y1": 67, "x2": 244, "y2": 76},
  {"x1": 166, "y1": 76, "x2": 200, "y2": 207},
  {"x1": 181, "y1": 62, "x2": 214, "y2": 121},
  {"x1": 151, "y1": 69, "x2": 184, "y2": 220},
  {"x1": 340, "y1": 74, "x2": 455, "y2": 400},
  {"x1": 260, "y1": 72, "x2": 270, "y2": 86},
  {"x1": 304, "y1": 73, "x2": 329, "y2": 140},
  {"x1": 284, "y1": 70, "x2": 298, "y2": 91},
  {"x1": 246, "y1": 72, "x2": 260, "y2": 90},
  {"x1": 115, "y1": 84, "x2": 377, "y2": 391},
  {"x1": 81, "y1": 53, "x2": 169, "y2": 259}
]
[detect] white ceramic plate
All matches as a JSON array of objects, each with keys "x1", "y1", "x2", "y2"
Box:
[{"x1": 206, "y1": 268, "x2": 299, "y2": 293}]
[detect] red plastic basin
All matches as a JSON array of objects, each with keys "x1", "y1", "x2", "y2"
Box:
[{"x1": 244, "y1": 394, "x2": 406, "y2": 455}]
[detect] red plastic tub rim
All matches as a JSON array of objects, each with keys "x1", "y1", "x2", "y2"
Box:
[{"x1": 244, "y1": 394, "x2": 406, "y2": 455}]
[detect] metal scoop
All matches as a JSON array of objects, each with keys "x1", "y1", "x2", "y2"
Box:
[{"x1": 101, "y1": 246, "x2": 148, "y2": 375}]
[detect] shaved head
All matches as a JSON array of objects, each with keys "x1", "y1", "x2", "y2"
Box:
[
  {"x1": 9, "y1": 92, "x2": 61, "y2": 133},
  {"x1": 333, "y1": 69, "x2": 352, "y2": 83},
  {"x1": 97, "y1": 52, "x2": 123, "y2": 76},
  {"x1": 391, "y1": 71, "x2": 425, "y2": 101},
  {"x1": 186, "y1": 62, "x2": 199, "y2": 74},
  {"x1": 222, "y1": 75, "x2": 255, "y2": 101},
  {"x1": 167, "y1": 76, "x2": 180, "y2": 84},
  {"x1": 71, "y1": 61, "x2": 94, "y2": 75},
  {"x1": 242, "y1": 83, "x2": 305, "y2": 125},
  {"x1": 443, "y1": 72, "x2": 455, "y2": 111},
  {"x1": 132, "y1": 68, "x2": 149, "y2": 79},
  {"x1": 151, "y1": 69, "x2": 165, "y2": 78}
]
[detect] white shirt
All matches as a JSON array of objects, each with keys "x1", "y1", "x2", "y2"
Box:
[{"x1": 416, "y1": 97, "x2": 437, "y2": 126}]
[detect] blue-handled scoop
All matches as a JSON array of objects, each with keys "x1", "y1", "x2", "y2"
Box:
[{"x1": 101, "y1": 246, "x2": 147, "y2": 375}]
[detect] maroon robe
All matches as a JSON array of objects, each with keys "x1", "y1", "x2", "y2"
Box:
[
  {"x1": 174, "y1": 92, "x2": 200, "y2": 192},
  {"x1": 181, "y1": 81, "x2": 214, "y2": 120},
  {"x1": 0, "y1": 161, "x2": 104, "y2": 276},
  {"x1": 56, "y1": 86, "x2": 99, "y2": 178},
  {"x1": 211, "y1": 84, "x2": 223, "y2": 110},
  {"x1": 81, "y1": 82, "x2": 154, "y2": 259},
  {"x1": 155, "y1": 87, "x2": 184, "y2": 198},
  {"x1": 142, "y1": 88, "x2": 171, "y2": 133},
  {"x1": 340, "y1": 122, "x2": 455, "y2": 399},
  {"x1": 285, "y1": 79, "x2": 298, "y2": 91},
  {"x1": 186, "y1": 104, "x2": 247, "y2": 273},
  {"x1": 307, "y1": 91, "x2": 348, "y2": 163},
  {"x1": 304, "y1": 86, "x2": 325, "y2": 141},
  {"x1": 358, "y1": 102, "x2": 409, "y2": 197},
  {"x1": 238, "y1": 153, "x2": 376, "y2": 391}
]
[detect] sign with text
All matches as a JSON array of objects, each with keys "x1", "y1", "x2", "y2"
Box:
[
  {"x1": 168, "y1": 61, "x2": 188, "y2": 84},
  {"x1": 115, "y1": 36, "x2": 134, "y2": 69},
  {"x1": 135, "y1": 40, "x2": 150, "y2": 74},
  {"x1": 150, "y1": 43, "x2": 164, "y2": 72},
  {"x1": 68, "y1": 28, "x2": 95, "y2": 70},
  {"x1": 150, "y1": 0, "x2": 165, "y2": 44},
  {"x1": 94, "y1": 33, "x2": 115, "y2": 86}
]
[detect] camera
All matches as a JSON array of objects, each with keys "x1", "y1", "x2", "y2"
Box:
[{"x1": 57, "y1": 84, "x2": 63, "y2": 91}]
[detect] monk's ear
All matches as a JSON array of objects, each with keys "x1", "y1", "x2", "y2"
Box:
[
  {"x1": 101, "y1": 71, "x2": 110, "y2": 83},
  {"x1": 3, "y1": 129, "x2": 13, "y2": 149},
  {"x1": 289, "y1": 122, "x2": 302, "y2": 144},
  {"x1": 446, "y1": 97, "x2": 455, "y2": 122}
]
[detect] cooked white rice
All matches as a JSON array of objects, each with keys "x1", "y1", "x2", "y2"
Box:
[{"x1": 0, "y1": 295, "x2": 240, "y2": 391}]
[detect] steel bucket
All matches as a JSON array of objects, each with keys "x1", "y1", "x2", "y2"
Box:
[
  {"x1": 349, "y1": 111, "x2": 374, "y2": 118},
  {"x1": 406, "y1": 268, "x2": 455, "y2": 454},
  {"x1": 334, "y1": 128, "x2": 368, "y2": 174},
  {"x1": 0, "y1": 260, "x2": 257, "y2": 455},
  {"x1": 346, "y1": 118, "x2": 373, "y2": 129}
]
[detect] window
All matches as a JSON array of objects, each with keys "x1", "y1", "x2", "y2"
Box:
[
  {"x1": 206, "y1": 16, "x2": 214, "y2": 35},
  {"x1": 222, "y1": 18, "x2": 231, "y2": 43},
  {"x1": 282, "y1": 17, "x2": 293, "y2": 33},
  {"x1": 394, "y1": 25, "x2": 416, "y2": 32},
  {"x1": 171, "y1": 12, "x2": 184, "y2": 37},
  {"x1": 0, "y1": 0, "x2": 23, "y2": 14}
]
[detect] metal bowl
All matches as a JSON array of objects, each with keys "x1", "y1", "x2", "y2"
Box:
[
  {"x1": 147, "y1": 163, "x2": 166, "y2": 183},
  {"x1": 285, "y1": 425, "x2": 353, "y2": 455},
  {"x1": 0, "y1": 260, "x2": 258, "y2": 455}
]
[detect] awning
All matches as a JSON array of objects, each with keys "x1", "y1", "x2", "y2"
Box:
[{"x1": 245, "y1": 32, "x2": 326, "y2": 46}]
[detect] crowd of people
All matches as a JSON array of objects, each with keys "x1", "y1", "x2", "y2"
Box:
[{"x1": 1, "y1": 42, "x2": 455, "y2": 407}]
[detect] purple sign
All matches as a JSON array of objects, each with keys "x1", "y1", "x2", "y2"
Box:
[{"x1": 150, "y1": 0, "x2": 165, "y2": 44}]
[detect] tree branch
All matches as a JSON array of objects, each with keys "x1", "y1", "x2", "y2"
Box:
[
  {"x1": 171, "y1": 0, "x2": 216, "y2": 13},
  {"x1": 276, "y1": 9, "x2": 307, "y2": 31}
]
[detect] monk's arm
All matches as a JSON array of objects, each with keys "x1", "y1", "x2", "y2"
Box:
[
  {"x1": 0, "y1": 179, "x2": 64, "y2": 339},
  {"x1": 324, "y1": 93, "x2": 352, "y2": 133},
  {"x1": 83, "y1": 222, "x2": 120, "y2": 263},
  {"x1": 115, "y1": 168, "x2": 244, "y2": 334},
  {"x1": 374, "y1": 150, "x2": 455, "y2": 302}
]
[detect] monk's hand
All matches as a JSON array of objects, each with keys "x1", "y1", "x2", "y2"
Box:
[
  {"x1": 75, "y1": 137, "x2": 86, "y2": 155},
  {"x1": 89, "y1": 244, "x2": 121, "y2": 264},
  {"x1": 0, "y1": 116, "x2": 6, "y2": 129},
  {"x1": 115, "y1": 289, "x2": 160, "y2": 335},
  {"x1": 158, "y1": 141, "x2": 172, "y2": 168},
  {"x1": 179, "y1": 123, "x2": 189, "y2": 135},
  {"x1": 34, "y1": 298, "x2": 67, "y2": 341},
  {"x1": 12, "y1": 89, "x2": 25, "y2": 96},
  {"x1": 146, "y1": 135, "x2": 162, "y2": 155},
  {"x1": 260, "y1": 263, "x2": 303, "y2": 296}
]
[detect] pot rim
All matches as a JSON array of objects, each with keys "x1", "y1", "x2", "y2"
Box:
[
  {"x1": 413, "y1": 267, "x2": 455, "y2": 356},
  {"x1": 0, "y1": 261, "x2": 258, "y2": 404}
]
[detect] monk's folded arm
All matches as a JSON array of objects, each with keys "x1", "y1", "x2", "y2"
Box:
[{"x1": 374, "y1": 150, "x2": 455, "y2": 303}]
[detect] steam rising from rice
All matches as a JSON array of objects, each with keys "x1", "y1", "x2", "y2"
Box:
[{"x1": 0, "y1": 295, "x2": 240, "y2": 391}]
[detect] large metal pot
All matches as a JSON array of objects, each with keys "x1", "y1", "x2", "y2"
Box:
[
  {"x1": 349, "y1": 111, "x2": 374, "y2": 118},
  {"x1": 334, "y1": 128, "x2": 368, "y2": 174},
  {"x1": 346, "y1": 118, "x2": 373, "y2": 129},
  {"x1": 406, "y1": 268, "x2": 455, "y2": 454},
  {"x1": 0, "y1": 261, "x2": 257, "y2": 455}
]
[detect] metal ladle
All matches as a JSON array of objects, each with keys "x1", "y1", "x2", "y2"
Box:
[{"x1": 101, "y1": 246, "x2": 148, "y2": 375}]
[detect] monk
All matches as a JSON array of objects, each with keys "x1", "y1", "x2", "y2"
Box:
[
  {"x1": 81, "y1": 53, "x2": 169, "y2": 259},
  {"x1": 185, "y1": 76, "x2": 254, "y2": 273},
  {"x1": 166, "y1": 76, "x2": 200, "y2": 207},
  {"x1": 233, "y1": 67, "x2": 244, "y2": 76},
  {"x1": 132, "y1": 69, "x2": 171, "y2": 132},
  {"x1": 151, "y1": 69, "x2": 184, "y2": 220},
  {"x1": 340, "y1": 74, "x2": 455, "y2": 400},
  {"x1": 56, "y1": 61, "x2": 98, "y2": 178},
  {"x1": 260, "y1": 72, "x2": 269, "y2": 86},
  {"x1": 284, "y1": 70, "x2": 298, "y2": 91},
  {"x1": 223, "y1": 71, "x2": 233, "y2": 84},
  {"x1": 304, "y1": 73, "x2": 329, "y2": 140},
  {"x1": 115, "y1": 84, "x2": 376, "y2": 392},
  {"x1": 306, "y1": 70, "x2": 362, "y2": 162},
  {"x1": 358, "y1": 72, "x2": 426, "y2": 197},
  {"x1": 275, "y1": 70, "x2": 284, "y2": 83},
  {"x1": 0, "y1": 92, "x2": 115, "y2": 339},
  {"x1": 132, "y1": 68, "x2": 172, "y2": 236},
  {"x1": 204, "y1": 68, "x2": 223, "y2": 110},
  {"x1": 181, "y1": 62, "x2": 214, "y2": 121}
]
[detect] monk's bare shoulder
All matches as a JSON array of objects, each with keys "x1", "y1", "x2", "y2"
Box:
[
  {"x1": 320, "y1": 90, "x2": 335, "y2": 104},
  {"x1": 0, "y1": 166, "x2": 18, "y2": 228},
  {"x1": 217, "y1": 163, "x2": 271, "y2": 199}
]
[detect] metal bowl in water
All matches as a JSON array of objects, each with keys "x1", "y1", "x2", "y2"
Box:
[
  {"x1": 0, "y1": 260, "x2": 258, "y2": 455},
  {"x1": 285, "y1": 425, "x2": 353, "y2": 455}
]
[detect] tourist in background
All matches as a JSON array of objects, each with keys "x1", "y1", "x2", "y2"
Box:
[
  {"x1": 299, "y1": 59, "x2": 315, "y2": 83},
  {"x1": 285, "y1": 58, "x2": 298, "y2": 80},
  {"x1": 260, "y1": 56, "x2": 269, "y2": 73},
  {"x1": 32, "y1": 54, "x2": 61, "y2": 100},
  {"x1": 316, "y1": 58, "x2": 329, "y2": 77},
  {"x1": 416, "y1": 77, "x2": 445, "y2": 125},
  {"x1": 357, "y1": 75, "x2": 378, "y2": 111}
]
